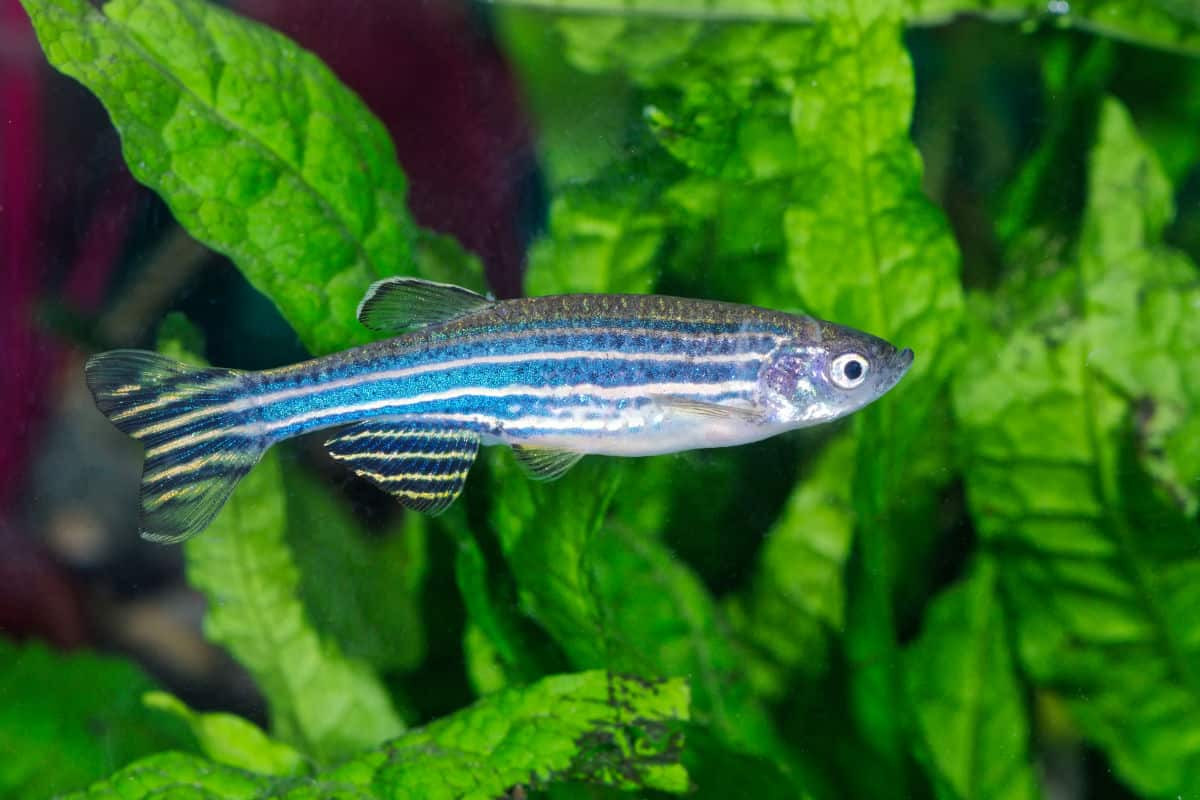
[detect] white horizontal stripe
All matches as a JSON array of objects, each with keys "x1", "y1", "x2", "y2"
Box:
[
  {"x1": 127, "y1": 346, "x2": 769, "y2": 438},
  {"x1": 144, "y1": 380, "x2": 756, "y2": 457},
  {"x1": 115, "y1": 323, "x2": 783, "y2": 423}
]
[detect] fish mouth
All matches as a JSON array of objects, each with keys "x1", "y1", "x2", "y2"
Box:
[{"x1": 876, "y1": 347, "x2": 914, "y2": 394}]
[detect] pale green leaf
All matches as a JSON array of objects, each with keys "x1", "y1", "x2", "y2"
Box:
[
  {"x1": 143, "y1": 692, "x2": 306, "y2": 777},
  {"x1": 954, "y1": 97, "x2": 1200, "y2": 797},
  {"x1": 153, "y1": 319, "x2": 405, "y2": 763}
]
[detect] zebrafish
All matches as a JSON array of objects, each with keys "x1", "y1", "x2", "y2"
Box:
[{"x1": 85, "y1": 278, "x2": 914, "y2": 542}]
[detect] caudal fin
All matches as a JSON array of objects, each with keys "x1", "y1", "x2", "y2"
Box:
[{"x1": 85, "y1": 350, "x2": 265, "y2": 543}]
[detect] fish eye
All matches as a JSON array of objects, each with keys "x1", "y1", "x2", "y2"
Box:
[{"x1": 830, "y1": 353, "x2": 868, "y2": 389}]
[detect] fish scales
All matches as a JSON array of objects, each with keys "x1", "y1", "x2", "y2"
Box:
[{"x1": 86, "y1": 281, "x2": 913, "y2": 541}]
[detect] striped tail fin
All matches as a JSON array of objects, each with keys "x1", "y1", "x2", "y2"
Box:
[{"x1": 84, "y1": 350, "x2": 266, "y2": 543}]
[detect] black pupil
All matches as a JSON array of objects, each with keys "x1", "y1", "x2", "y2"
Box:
[{"x1": 843, "y1": 359, "x2": 864, "y2": 381}]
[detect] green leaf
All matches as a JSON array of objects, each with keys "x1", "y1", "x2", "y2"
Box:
[
  {"x1": 495, "y1": 8, "x2": 633, "y2": 189},
  {"x1": 0, "y1": 638, "x2": 195, "y2": 799},
  {"x1": 954, "y1": 97, "x2": 1200, "y2": 797},
  {"x1": 440, "y1": 501, "x2": 557, "y2": 690},
  {"x1": 62, "y1": 752, "x2": 271, "y2": 800},
  {"x1": 410, "y1": 228, "x2": 489, "y2": 296},
  {"x1": 776, "y1": 8, "x2": 964, "y2": 792},
  {"x1": 185, "y1": 449, "x2": 405, "y2": 763},
  {"x1": 726, "y1": 434, "x2": 856, "y2": 697},
  {"x1": 153, "y1": 317, "x2": 405, "y2": 763},
  {"x1": 66, "y1": 671, "x2": 691, "y2": 799},
  {"x1": 525, "y1": 178, "x2": 669, "y2": 296},
  {"x1": 904, "y1": 559, "x2": 1041, "y2": 800},
  {"x1": 491, "y1": 0, "x2": 1200, "y2": 56},
  {"x1": 488, "y1": 454, "x2": 792, "y2": 766},
  {"x1": 21, "y1": 0, "x2": 415, "y2": 355},
  {"x1": 488, "y1": 455, "x2": 622, "y2": 668},
  {"x1": 284, "y1": 468, "x2": 428, "y2": 673},
  {"x1": 143, "y1": 692, "x2": 306, "y2": 777},
  {"x1": 587, "y1": 522, "x2": 788, "y2": 761}
]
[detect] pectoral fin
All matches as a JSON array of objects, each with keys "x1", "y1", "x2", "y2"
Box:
[
  {"x1": 652, "y1": 395, "x2": 764, "y2": 423},
  {"x1": 511, "y1": 445, "x2": 585, "y2": 481},
  {"x1": 325, "y1": 421, "x2": 479, "y2": 514},
  {"x1": 356, "y1": 278, "x2": 494, "y2": 332}
]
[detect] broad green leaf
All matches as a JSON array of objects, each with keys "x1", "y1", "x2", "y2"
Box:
[
  {"x1": 284, "y1": 468, "x2": 428, "y2": 673},
  {"x1": 777, "y1": 7, "x2": 964, "y2": 792},
  {"x1": 155, "y1": 318, "x2": 405, "y2": 762},
  {"x1": 143, "y1": 692, "x2": 306, "y2": 777},
  {"x1": 21, "y1": 0, "x2": 415, "y2": 355},
  {"x1": 0, "y1": 638, "x2": 195, "y2": 799},
  {"x1": 509, "y1": 12, "x2": 963, "y2": 792},
  {"x1": 185, "y1": 449, "x2": 404, "y2": 763},
  {"x1": 726, "y1": 434, "x2": 855, "y2": 698},
  {"x1": 491, "y1": 0, "x2": 1200, "y2": 56},
  {"x1": 904, "y1": 559, "x2": 1041, "y2": 800},
  {"x1": 66, "y1": 671, "x2": 691, "y2": 799},
  {"x1": 954, "y1": 97, "x2": 1200, "y2": 797}
]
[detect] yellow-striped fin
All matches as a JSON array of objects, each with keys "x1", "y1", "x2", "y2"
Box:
[
  {"x1": 325, "y1": 422, "x2": 480, "y2": 514},
  {"x1": 510, "y1": 445, "x2": 584, "y2": 481},
  {"x1": 84, "y1": 350, "x2": 262, "y2": 543}
]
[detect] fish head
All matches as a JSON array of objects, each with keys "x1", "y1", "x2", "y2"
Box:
[{"x1": 760, "y1": 320, "x2": 914, "y2": 427}]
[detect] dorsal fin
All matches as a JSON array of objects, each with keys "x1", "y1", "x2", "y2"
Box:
[{"x1": 356, "y1": 278, "x2": 494, "y2": 332}]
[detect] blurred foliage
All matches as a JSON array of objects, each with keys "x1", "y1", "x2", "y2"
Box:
[
  {"x1": 13, "y1": 0, "x2": 1200, "y2": 797},
  {"x1": 0, "y1": 638, "x2": 196, "y2": 798},
  {"x1": 64, "y1": 673, "x2": 690, "y2": 800}
]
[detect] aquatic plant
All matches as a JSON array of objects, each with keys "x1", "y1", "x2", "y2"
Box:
[{"x1": 8, "y1": 0, "x2": 1200, "y2": 797}]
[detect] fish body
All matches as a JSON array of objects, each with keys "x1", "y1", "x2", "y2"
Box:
[{"x1": 87, "y1": 279, "x2": 913, "y2": 542}]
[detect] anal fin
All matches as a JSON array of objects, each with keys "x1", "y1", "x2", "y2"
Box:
[
  {"x1": 325, "y1": 421, "x2": 479, "y2": 514},
  {"x1": 511, "y1": 445, "x2": 584, "y2": 481}
]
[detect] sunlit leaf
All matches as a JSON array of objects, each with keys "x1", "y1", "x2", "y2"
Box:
[
  {"x1": 143, "y1": 692, "x2": 305, "y2": 777},
  {"x1": 21, "y1": 0, "x2": 416, "y2": 355},
  {"x1": 65, "y1": 671, "x2": 691, "y2": 799}
]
